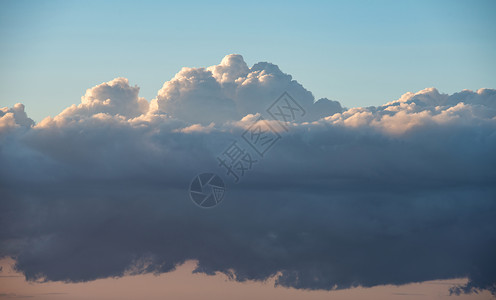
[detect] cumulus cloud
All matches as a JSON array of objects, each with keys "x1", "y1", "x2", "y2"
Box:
[
  {"x1": 0, "y1": 104, "x2": 34, "y2": 133},
  {"x1": 322, "y1": 87, "x2": 496, "y2": 135},
  {"x1": 0, "y1": 55, "x2": 495, "y2": 296},
  {"x1": 150, "y1": 54, "x2": 342, "y2": 125},
  {"x1": 65, "y1": 77, "x2": 148, "y2": 119}
]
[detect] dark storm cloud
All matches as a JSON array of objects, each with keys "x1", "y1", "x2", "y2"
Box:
[{"x1": 0, "y1": 55, "x2": 495, "y2": 295}]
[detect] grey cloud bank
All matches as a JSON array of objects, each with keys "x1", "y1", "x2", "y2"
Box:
[{"x1": 1, "y1": 55, "x2": 495, "y2": 295}]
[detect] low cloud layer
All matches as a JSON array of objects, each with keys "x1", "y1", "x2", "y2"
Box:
[{"x1": 1, "y1": 55, "x2": 495, "y2": 295}]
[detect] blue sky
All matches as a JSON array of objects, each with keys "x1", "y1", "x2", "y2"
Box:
[{"x1": 1, "y1": 0, "x2": 495, "y2": 122}]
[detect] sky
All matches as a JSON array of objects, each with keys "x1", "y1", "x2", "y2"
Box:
[
  {"x1": 1, "y1": 1, "x2": 496, "y2": 300},
  {"x1": 0, "y1": 258, "x2": 492, "y2": 300},
  {"x1": 1, "y1": 0, "x2": 495, "y2": 122}
]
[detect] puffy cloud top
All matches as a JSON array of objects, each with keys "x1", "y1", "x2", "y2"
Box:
[
  {"x1": 207, "y1": 54, "x2": 250, "y2": 83},
  {"x1": 323, "y1": 87, "x2": 496, "y2": 135},
  {"x1": 150, "y1": 54, "x2": 340, "y2": 125},
  {"x1": 55, "y1": 77, "x2": 149, "y2": 121},
  {"x1": 0, "y1": 103, "x2": 34, "y2": 133}
]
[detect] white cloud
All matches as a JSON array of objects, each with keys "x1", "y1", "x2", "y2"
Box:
[
  {"x1": 38, "y1": 77, "x2": 149, "y2": 128},
  {"x1": 320, "y1": 87, "x2": 496, "y2": 135},
  {"x1": 206, "y1": 54, "x2": 250, "y2": 84},
  {"x1": 148, "y1": 54, "x2": 342, "y2": 125},
  {"x1": 175, "y1": 122, "x2": 216, "y2": 133},
  {"x1": 0, "y1": 103, "x2": 34, "y2": 133}
]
